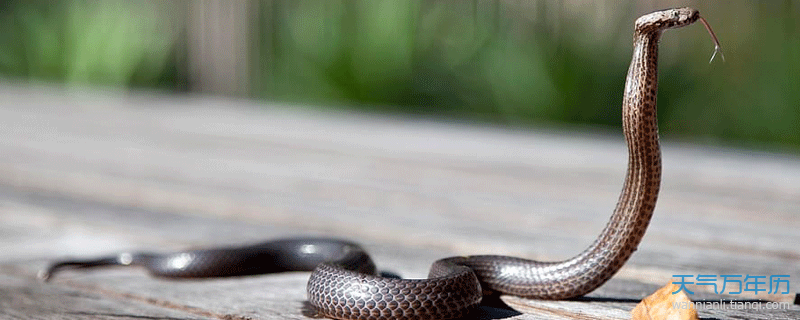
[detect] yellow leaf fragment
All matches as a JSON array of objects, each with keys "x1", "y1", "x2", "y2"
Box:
[{"x1": 631, "y1": 281, "x2": 698, "y2": 320}]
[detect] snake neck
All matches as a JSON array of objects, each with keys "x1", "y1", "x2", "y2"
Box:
[{"x1": 569, "y1": 31, "x2": 663, "y2": 291}]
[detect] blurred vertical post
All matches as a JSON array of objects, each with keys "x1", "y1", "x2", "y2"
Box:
[{"x1": 187, "y1": 0, "x2": 258, "y2": 96}]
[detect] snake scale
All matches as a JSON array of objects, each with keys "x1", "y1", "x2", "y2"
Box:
[{"x1": 41, "y1": 7, "x2": 722, "y2": 320}]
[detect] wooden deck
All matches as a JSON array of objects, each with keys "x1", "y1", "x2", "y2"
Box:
[{"x1": 1, "y1": 84, "x2": 798, "y2": 319}]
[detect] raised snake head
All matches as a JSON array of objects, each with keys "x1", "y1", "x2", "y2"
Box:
[{"x1": 635, "y1": 7, "x2": 700, "y2": 34}]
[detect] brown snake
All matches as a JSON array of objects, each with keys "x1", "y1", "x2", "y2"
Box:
[{"x1": 41, "y1": 7, "x2": 722, "y2": 320}]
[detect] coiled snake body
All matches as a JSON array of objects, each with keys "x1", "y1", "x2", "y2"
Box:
[{"x1": 42, "y1": 8, "x2": 722, "y2": 320}]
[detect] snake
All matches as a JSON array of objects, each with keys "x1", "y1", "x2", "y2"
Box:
[{"x1": 40, "y1": 7, "x2": 722, "y2": 320}]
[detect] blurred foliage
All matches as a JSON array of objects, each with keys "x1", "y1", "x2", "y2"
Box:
[
  {"x1": 0, "y1": 0, "x2": 798, "y2": 151},
  {"x1": 262, "y1": 1, "x2": 800, "y2": 150},
  {"x1": 0, "y1": 0, "x2": 180, "y2": 88}
]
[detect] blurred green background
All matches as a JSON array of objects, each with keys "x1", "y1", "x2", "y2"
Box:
[{"x1": 1, "y1": 0, "x2": 798, "y2": 151}]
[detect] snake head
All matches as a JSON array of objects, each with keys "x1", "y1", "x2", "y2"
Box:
[{"x1": 635, "y1": 7, "x2": 700, "y2": 33}]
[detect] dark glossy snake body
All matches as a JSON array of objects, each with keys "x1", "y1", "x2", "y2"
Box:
[{"x1": 42, "y1": 8, "x2": 718, "y2": 320}]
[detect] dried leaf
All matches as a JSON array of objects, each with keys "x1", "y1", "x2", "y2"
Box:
[{"x1": 631, "y1": 281, "x2": 698, "y2": 320}]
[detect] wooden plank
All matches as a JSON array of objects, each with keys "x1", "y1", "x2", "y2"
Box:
[
  {"x1": 0, "y1": 84, "x2": 798, "y2": 319},
  {"x1": 0, "y1": 272, "x2": 217, "y2": 320},
  {"x1": 187, "y1": 0, "x2": 257, "y2": 95}
]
